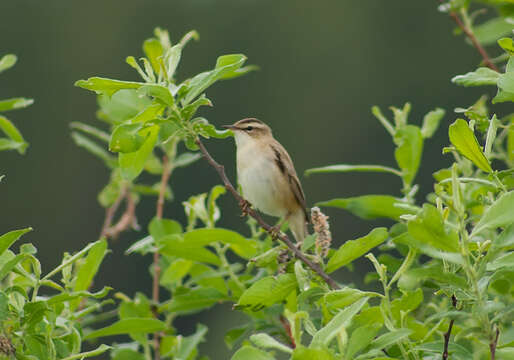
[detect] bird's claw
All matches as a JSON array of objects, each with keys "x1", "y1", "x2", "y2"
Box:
[
  {"x1": 239, "y1": 199, "x2": 252, "y2": 217},
  {"x1": 269, "y1": 225, "x2": 282, "y2": 240}
]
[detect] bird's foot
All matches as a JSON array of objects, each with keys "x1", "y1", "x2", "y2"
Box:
[
  {"x1": 269, "y1": 225, "x2": 283, "y2": 240},
  {"x1": 239, "y1": 199, "x2": 252, "y2": 217}
]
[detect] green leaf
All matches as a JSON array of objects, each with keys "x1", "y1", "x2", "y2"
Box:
[
  {"x1": 494, "y1": 57, "x2": 514, "y2": 103},
  {"x1": 231, "y1": 345, "x2": 275, "y2": 360},
  {"x1": 164, "y1": 44, "x2": 183, "y2": 81},
  {"x1": 85, "y1": 318, "x2": 166, "y2": 339},
  {"x1": 182, "y1": 95, "x2": 212, "y2": 121},
  {"x1": 498, "y1": 38, "x2": 514, "y2": 55},
  {"x1": 487, "y1": 252, "x2": 514, "y2": 271},
  {"x1": 75, "y1": 77, "x2": 144, "y2": 97},
  {"x1": 174, "y1": 152, "x2": 202, "y2": 168},
  {"x1": 305, "y1": 164, "x2": 401, "y2": 176},
  {"x1": 183, "y1": 228, "x2": 258, "y2": 259},
  {"x1": 292, "y1": 346, "x2": 335, "y2": 360},
  {"x1": 61, "y1": 345, "x2": 112, "y2": 360},
  {"x1": 46, "y1": 287, "x2": 110, "y2": 306},
  {"x1": 71, "y1": 132, "x2": 116, "y2": 168},
  {"x1": 183, "y1": 54, "x2": 248, "y2": 104},
  {"x1": 295, "y1": 261, "x2": 310, "y2": 291},
  {"x1": 368, "y1": 328, "x2": 412, "y2": 351},
  {"x1": 0, "y1": 138, "x2": 25, "y2": 152},
  {"x1": 161, "y1": 259, "x2": 193, "y2": 285},
  {"x1": 70, "y1": 122, "x2": 110, "y2": 143},
  {"x1": 0, "y1": 54, "x2": 17, "y2": 73},
  {"x1": 138, "y1": 84, "x2": 174, "y2": 106},
  {"x1": 472, "y1": 191, "x2": 514, "y2": 236},
  {"x1": 143, "y1": 38, "x2": 164, "y2": 74},
  {"x1": 0, "y1": 227, "x2": 32, "y2": 256},
  {"x1": 97, "y1": 89, "x2": 152, "y2": 124},
  {"x1": 490, "y1": 223, "x2": 514, "y2": 252},
  {"x1": 111, "y1": 348, "x2": 145, "y2": 360},
  {"x1": 159, "y1": 234, "x2": 221, "y2": 265},
  {"x1": 452, "y1": 68, "x2": 501, "y2": 87},
  {"x1": 0, "y1": 253, "x2": 29, "y2": 280},
  {"x1": 109, "y1": 123, "x2": 145, "y2": 153},
  {"x1": 250, "y1": 333, "x2": 293, "y2": 354},
  {"x1": 474, "y1": 17, "x2": 514, "y2": 45},
  {"x1": 394, "y1": 232, "x2": 463, "y2": 264},
  {"x1": 324, "y1": 287, "x2": 381, "y2": 309},
  {"x1": 0, "y1": 292, "x2": 8, "y2": 321},
  {"x1": 236, "y1": 274, "x2": 297, "y2": 311},
  {"x1": 414, "y1": 341, "x2": 472, "y2": 359},
  {"x1": 318, "y1": 195, "x2": 417, "y2": 221},
  {"x1": 390, "y1": 288, "x2": 423, "y2": 321},
  {"x1": 130, "y1": 103, "x2": 165, "y2": 124},
  {"x1": 193, "y1": 118, "x2": 232, "y2": 139},
  {"x1": 326, "y1": 228, "x2": 388, "y2": 273},
  {"x1": 71, "y1": 239, "x2": 108, "y2": 310},
  {"x1": 398, "y1": 263, "x2": 467, "y2": 290},
  {"x1": 407, "y1": 204, "x2": 459, "y2": 252},
  {"x1": 0, "y1": 115, "x2": 28, "y2": 154},
  {"x1": 394, "y1": 125, "x2": 423, "y2": 186},
  {"x1": 310, "y1": 297, "x2": 368, "y2": 347},
  {"x1": 421, "y1": 108, "x2": 445, "y2": 138},
  {"x1": 175, "y1": 324, "x2": 208, "y2": 360},
  {"x1": 449, "y1": 118, "x2": 492, "y2": 172},
  {"x1": 149, "y1": 217, "x2": 182, "y2": 241},
  {"x1": 161, "y1": 287, "x2": 226, "y2": 314},
  {"x1": 345, "y1": 323, "x2": 382, "y2": 359},
  {"x1": 119, "y1": 125, "x2": 159, "y2": 181},
  {"x1": 0, "y1": 97, "x2": 34, "y2": 112}
]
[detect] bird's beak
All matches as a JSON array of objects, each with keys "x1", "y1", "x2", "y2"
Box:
[{"x1": 222, "y1": 125, "x2": 238, "y2": 130}]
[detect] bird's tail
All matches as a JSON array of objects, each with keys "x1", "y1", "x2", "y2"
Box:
[{"x1": 288, "y1": 209, "x2": 308, "y2": 245}]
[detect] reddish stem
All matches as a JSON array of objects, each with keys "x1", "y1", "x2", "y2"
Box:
[{"x1": 153, "y1": 155, "x2": 171, "y2": 360}]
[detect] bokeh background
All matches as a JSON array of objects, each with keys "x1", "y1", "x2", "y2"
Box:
[{"x1": 0, "y1": 0, "x2": 497, "y2": 358}]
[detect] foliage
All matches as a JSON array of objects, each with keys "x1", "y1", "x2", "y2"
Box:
[
  {"x1": 0, "y1": 59, "x2": 111, "y2": 359},
  {"x1": 1, "y1": 0, "x2": 514, "y2": 359}
]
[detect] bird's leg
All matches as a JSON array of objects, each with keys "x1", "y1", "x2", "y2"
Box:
[{"x1": 239, "y1": 198, "x2": 252, "y2": 217}]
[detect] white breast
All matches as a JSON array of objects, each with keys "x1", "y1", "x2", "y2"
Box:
[{"x1": 236, "y1": 142, "x2": 288, "y2": 218}]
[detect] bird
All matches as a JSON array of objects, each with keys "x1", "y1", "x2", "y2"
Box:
[{"x1": 222, "y1": 118, "x2": 309, "y2": 244}]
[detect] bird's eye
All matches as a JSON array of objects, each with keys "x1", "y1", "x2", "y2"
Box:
[{"x1": 246, "y1": 126, "x2": 253, "y2": 131}]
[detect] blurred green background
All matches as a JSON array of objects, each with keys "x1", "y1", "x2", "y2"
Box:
[{"x1": 0, "y1": 0, "x2": 492, "y2": 358}]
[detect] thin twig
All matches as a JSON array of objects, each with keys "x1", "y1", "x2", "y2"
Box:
[
  {"x1": 103, "y1": 194, "x2": 138, "y2": 239},
  {"x1": 490, "y1": 326, "x2": 500, "y2": 360},
  {"x1": 279, "y1": 315, "x2": 296, "y2": 349},
  {"x1": 100, "y1": 186, "x2": 127, "y2": 238},
  {"x1": 153, "y1": 155, "x2": 171, "y2": 360},
  {"x1": 441, "y1": 2, "x2": 499, "y2": 71},
  {"x1": 100, "y1": 186, "x2": 139, "y2": 240},
  {"x1": 443, "y1": 295, "x2": 458, "y2": 360},
  {"x1": 195, "y1": 138, "x2": 340, "y2": 290}
]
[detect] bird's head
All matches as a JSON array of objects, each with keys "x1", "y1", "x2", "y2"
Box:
[{"x1": 222, "y1": 118, "x2": 272, "y2": 147}]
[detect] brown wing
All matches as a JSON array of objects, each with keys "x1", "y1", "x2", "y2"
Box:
[{"x1": 270, "y1": 142, "x2": 309, "y2": 222}]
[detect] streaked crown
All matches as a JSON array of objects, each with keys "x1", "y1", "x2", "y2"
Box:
[{"x1": 224, "y1": 118, "x2": 272, "y2": 138}]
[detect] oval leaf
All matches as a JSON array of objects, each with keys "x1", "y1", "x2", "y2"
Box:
[
  {"x1": 84, "y1": 318, "x2": 166, "y2": 339},
  {"x1": 318, "y1": 195, "x2": 415, "y2": 221},
  {"x1": 449, "y1": 119, "x2": 492, "y2": 173},
  {"x1": 326, "y1": 228, "x2": 388, "y2": 273},
  {"x1": 473, "y1": 190, "x2": 514, "y2": 236}
]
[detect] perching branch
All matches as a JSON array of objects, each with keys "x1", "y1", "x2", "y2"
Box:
[
  {"x1": 153, "y1": 155, "x2": 171, "y2": 360},
  {"x1": 442, "y1": 2, "x2": 499, "y2": 72},
  {"x1": 195, "y1": 137, "x2": 340, "y2": 290},
  {"x1": 442, "y1": 295, "x2": 457, "y2": 360}
]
